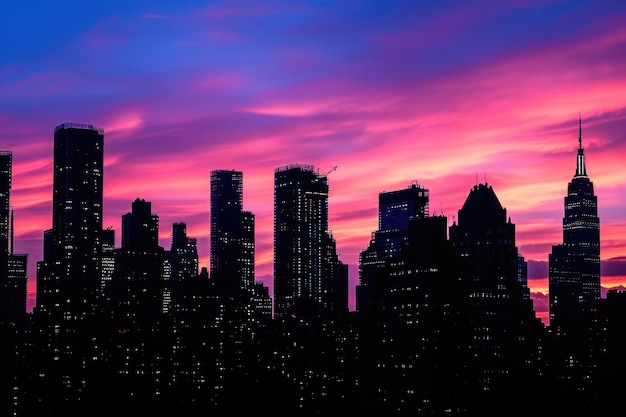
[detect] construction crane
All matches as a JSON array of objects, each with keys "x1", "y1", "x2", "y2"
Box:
[{"x1": 317, "y1": 165, "x2": 338, "y2": 177}]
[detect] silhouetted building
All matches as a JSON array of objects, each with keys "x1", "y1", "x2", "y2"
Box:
[
  {"x1": 0, "y1": 151, "x2": 28, "y2": 417},
  {"x1": 374, "y1": 214, "x2": 464, "y2": 413},
  {"x1": 0, "y1": 151, "x2": 10, "y2": 257},
  {"x1": 109, "y1": 198, "x2": 171, "y2": 410},
  {"x1": 122, "y1": 198, "x2": 159, "y2": 249},
  {"x1": 1, "y1": 152, "x2": 28, "y2": 322},
  {"x1": 357, "y1": 182, "x2": 429, "y2": 313},
  {"x1": 210, "y1": 170, "x2": 255, "y2": 293},
  {"x1": 449, "y1": 182, "x2": 543, "y2": 410},
  {"x1": 32, "y1": 123, "x2": 106, "y2": 415},
  {"x1": 36, "y1": 123, "x2": 105, "y2": 318},
  {"x1": 549, "y1": 117, "x2": 601, "y2": 335},
  {"x1": 273, "y1": 164, "x2": 348, "y2": 319},
  {"x1": 168, "y1": 222, "x2": 198, "y2": 302}
]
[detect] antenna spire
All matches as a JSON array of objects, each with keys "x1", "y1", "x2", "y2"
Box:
[
  {"x1": 579, "y1": 113, "x2": 582, "y2": 150},
  {"x1": 575, "y1": 114, "x2": 587, "y2": 177}
]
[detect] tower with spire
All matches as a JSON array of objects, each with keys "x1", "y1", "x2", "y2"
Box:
[{"x1": 549, "y1": 116, "x2": 601, "y2": 336}]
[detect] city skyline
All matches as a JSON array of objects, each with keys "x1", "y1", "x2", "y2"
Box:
[{"x1": 2, "y1": 1, "x2": 626, "y2": 324}]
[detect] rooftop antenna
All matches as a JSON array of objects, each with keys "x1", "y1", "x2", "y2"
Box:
[
  {"x1": 579, "y1": 113, "x2": 583, "y2": 150},
  {"x1": 575, "y1": 113, "x2": 587, "y2": 177}
]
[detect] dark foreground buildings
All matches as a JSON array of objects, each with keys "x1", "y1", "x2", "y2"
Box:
[{"x1": 3, "y1": 119, "x2": 626, "y2": 415}]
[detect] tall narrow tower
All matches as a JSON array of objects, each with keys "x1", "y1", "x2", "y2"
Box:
[
  {"x1": 273, "y1": 164, "x2": 347, "y2": 319},
  {"x1": 549, "y1": 117, "x2": 600, "y2": 334},
  {"x1": 210, "y1": 169, "x2": 255, "y2": 292},
  {"x1": 0, "y1": 151, "x2": 10, "y2": 257},
  {"x1": 32, "y1": 123, "x2": 105, "y2": 413},
  {"x1": 37, "y1": 123, "x2": 104, "y2": 319}
]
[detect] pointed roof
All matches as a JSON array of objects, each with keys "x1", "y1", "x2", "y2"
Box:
[
  {"x1": 575, "y1": 115, "x2": 587, "y2": 178},
  {"x1": 458, "y1": 183, "x2": 507, "y2": 226}
]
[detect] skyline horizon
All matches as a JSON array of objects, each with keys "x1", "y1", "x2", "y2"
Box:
[
  {"x1": 5, "y1": 120, "x2": 625, "y2": 325},
  {"x1": 3, "y1": 1, "x2": 626, "y2": 327}
]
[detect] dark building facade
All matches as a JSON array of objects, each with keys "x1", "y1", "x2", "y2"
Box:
[
  {"x1": 31, "y1": 123, "x2": 106, "y2": 414},
  {"x1": 549, "y1": 118, "x2": 601, "y2": 335},
  {"x1": 0, "y1": 151, "x2": 10, "y2": 258},
  {"x1": 210, "y1": 170, "x2": 255, "y2": 293},
  {"x1": 372, "y1": 214, "x2": 464, "y2": 413},
  {"x1": 449, "y1": 183, "x2": 544, "y2": 409},
  {"x1": 168, "y1": 222, "x2": 198, "y2": 303},
  {"x1": 0, "y1": 151, "x2": 28, "y2": 322},
  {"x1": 0, "y1": 151, "x2": 28, "y2": 417},
  {"x1": 37, "y1": 123, "x2": 105, "y2": 319},
  {"x1": 108, "y1": 198, "x2": 171, "y2": 410},
  {"x1": 273, "y1": 164, "x2": 348, "y2": 319},
  {"x1": 357, "y1": 182, "x2": 429, "y2": 313}
]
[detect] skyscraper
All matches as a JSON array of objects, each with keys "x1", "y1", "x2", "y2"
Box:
[
  {"x1": 273, "y1": 164, "x2": 347, "y2": 319},
  {"x1": 357, "y1": 182, "x2": 429, "y2": 313},
  {"x1": 32, "y1": 123, "x2": 105, "y2": 413},
  {"x1": 0, "y1": 151, "x2": 27, "y2": 417},
  {"x1": 210, "y1": 170, "x2": 254, "y2": 292},
  {"x1": 0, "y1": 151, "x2": 26, "y2": 322},
  {"x1": 37, "y1": 123, "x2": 104, "y2": 319},
  {"x1": 549, "y1": 117, "x2": 601, "y2": 335},
  {"x1": 449, "y1": 183, "x2": 541, "y2": 405},
  {"x1": 0, "y1": 151, "x2": 10, "y2": 257},
  {"x1": 109, "y1": 198, "x2": 170, "y2": 408},
  {"x1": 169, "y1": 221, "x2": 198, "y2": 302}
]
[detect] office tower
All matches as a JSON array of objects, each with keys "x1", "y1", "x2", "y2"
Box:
[
  {"x1": 0, "y1": 151, "x2": 10, "y2": 257},
  {"x1": 122, "y1": 198, "x2": 159, "y2": 249},
  {"x1": 114, "y1": 198, "x2": 168, "y2": 314},
  {"x1": 37, "y1": 123, "x2": 104, "y2": 318},
  {"x1": 273, "y1": 164, "x2": 348, "y2": 319},
  {"x1": 357, "y1": 182, "x2": 429, "y2": 313},
  {"x1": 0, "y1": 152, "x2": 27, "y2": 322},
  {"x1": 0, "y1": 151, "x2": 27, "y2": 417},
  {"x1": 169, "y1": 221, "x2": 198, "y2": 302},
  {"x1": 549, "y1": 117, "x2": 601, "y2": 334},
  {"x1": 364, "y1": 212, "x2": 461, "y2": 413},
  {"x1": 210, "y1": 170, "x2": 255, "y2": 293},
  {"x1": 109, "y1": 198, "x2": 170, "y2": 408},
  {"x1": 0, "y1": 151, "x2": 13, "y2": 319},
  {"x1": 30, "y1": 123, "x2": 105, "y2": 414},
  {"x1": 449, "y1": 183, "x2": 542, "y2": 408}
]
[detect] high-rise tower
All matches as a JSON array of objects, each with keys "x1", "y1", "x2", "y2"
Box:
[
  {"x1": 109, "y1": 198, "x2": 170, "y2": 407},
  {"x1": 37, "y1": 123, "x2": 104, "y2": 319},
  {"x1": 169, "y1": 221, "x2": 198, "y2": 302},
  {"x1": 549, "y1": 117, "x2": 601, "y2": 334},
  {"x1": 32, "y1": 123, "x2": 105, "y2": 413},
  {"x1": 449, "y1": 183, "x2": 541, "y2": 404},
  {"x1": 273, "y1": 164, "x2": 347, "y2": 319},
  {"x1": 0, "y1": 151, "x2": 10, "y2": 257},
  {"x1": 210, "y1": 169, "x2": 255, "y2": 292},
  {"x1": 0, "y1": 151, "x2": 27, "y2": 417},
  {"x1": 357, "y1": 182, "x2": 429, "y2": 313}
]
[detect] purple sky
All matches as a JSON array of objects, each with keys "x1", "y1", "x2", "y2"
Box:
[{"x1": 2, "y1": 0, "x2": 626, "y2": 324}]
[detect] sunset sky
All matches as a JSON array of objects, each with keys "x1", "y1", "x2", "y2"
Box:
[{"x1": 2, "y1": 0, "x2": 626, "y2": 324}]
